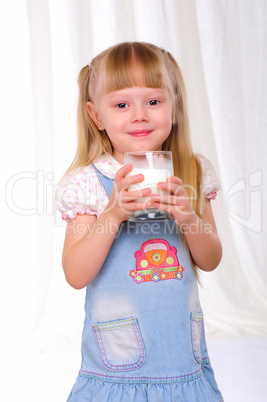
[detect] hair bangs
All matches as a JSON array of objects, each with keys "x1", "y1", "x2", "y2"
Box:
[{"x1": 99, "y1": 42, "x2": 170, "y2": 94}]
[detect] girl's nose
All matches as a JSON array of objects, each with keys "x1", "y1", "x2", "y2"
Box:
[{"x1": 131, "y1": 105, "x2": 149, "y2": 122}]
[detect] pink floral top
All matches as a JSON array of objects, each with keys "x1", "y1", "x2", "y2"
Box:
[{"x1": 56, "y1": 153, "x2": 220, "y2": 220}]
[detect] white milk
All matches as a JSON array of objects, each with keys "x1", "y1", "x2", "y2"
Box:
[{"x1": 127, "y1": 168, "x2": 173, "y2": 202}]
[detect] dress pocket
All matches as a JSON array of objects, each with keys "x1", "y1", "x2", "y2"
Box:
[
  {"x1": 191, "y1": 311, "x2": 204, "y2": 364},
  {"x1": 93, "y1": 318, "x2": 145, "y2": 371}
]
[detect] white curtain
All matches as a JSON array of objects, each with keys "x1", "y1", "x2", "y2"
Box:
[{"x1": 2, "y1": 0, "x2": 266, "y2": 362}]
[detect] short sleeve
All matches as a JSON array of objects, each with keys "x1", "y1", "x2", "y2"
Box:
[
  {"x1": 56, "y1": 166, "x2": 103, "y2": 220},
  {"x1": 196, "y1": 154, "x2": 220, "y2": 200}
]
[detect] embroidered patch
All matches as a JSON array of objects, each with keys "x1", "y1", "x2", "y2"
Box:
[{"x1": 129, "y1": 239, "x2": 184, "y2": 284}]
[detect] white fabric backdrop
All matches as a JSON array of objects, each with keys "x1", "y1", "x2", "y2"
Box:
[{"x1": 1, "y1": 0, "x2": 267, "y2": 363}]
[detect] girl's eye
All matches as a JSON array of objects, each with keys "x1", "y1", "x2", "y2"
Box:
[
  {"x1": 148, "y1": 100, "x2": 159, "y2": 106},
  {"x1": 116, "y1": 103, "x2": 128, "y2": 109}
]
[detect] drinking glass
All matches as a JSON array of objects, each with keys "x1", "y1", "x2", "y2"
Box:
[{"x1": 124, "y1": 151, "x2": 173, "y2": 222}]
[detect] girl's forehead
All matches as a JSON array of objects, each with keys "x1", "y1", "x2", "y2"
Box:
[
  {"x1": 95, "y1": 85, "x2": 171, "y2": 103},
  {"x1": 106, "y1": 86, "x2": 169, "y2": 97},
  {"x1": 93, "y1": 56, "x2": 172, "y2": 99}
]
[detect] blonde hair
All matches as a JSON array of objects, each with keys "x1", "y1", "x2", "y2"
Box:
[{"x1": 66, "y1": 41, "x2": 204, "y2": 218}]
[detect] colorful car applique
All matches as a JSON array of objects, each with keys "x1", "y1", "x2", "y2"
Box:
[{"x1": 129, "y1": 239, "x2": 184, "y2": 284}]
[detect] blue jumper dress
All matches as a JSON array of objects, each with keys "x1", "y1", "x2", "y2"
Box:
[{"x1": 67, "y1": 168, "x2": 223, "y2": 401}]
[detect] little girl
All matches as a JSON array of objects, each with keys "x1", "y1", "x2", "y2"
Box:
[{"x1": 57, "y1": 42, "x2": 223, "y2": 401}]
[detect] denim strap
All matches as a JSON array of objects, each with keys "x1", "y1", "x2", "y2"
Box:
[{"x1": 92, "y1": 164, "x2": 114, "y2": 198}]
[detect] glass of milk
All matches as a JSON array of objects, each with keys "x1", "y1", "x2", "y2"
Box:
[{"x1": 124, "y1": 151, "x2": 173, "y2": 221}]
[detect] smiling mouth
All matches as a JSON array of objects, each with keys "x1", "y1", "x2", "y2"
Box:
[{"x1": 128, "y1": 130, "x2": 153, "y2": 137}]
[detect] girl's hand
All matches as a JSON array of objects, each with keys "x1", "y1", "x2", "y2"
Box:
[
  {"x1": 104, "y1": 164, "x2": 152, "y2": 223},
  {"x1": 151, "y1": 176, "x2": 196, "y2": 227}
]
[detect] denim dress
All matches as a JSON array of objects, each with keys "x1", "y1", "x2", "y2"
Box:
[{"x1": 67, "y1": 168, "x2": 223, "y2": 401}]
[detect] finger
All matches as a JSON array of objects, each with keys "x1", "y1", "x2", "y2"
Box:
[
  {"x1": 115, "y1": 164, "x2": 133, "y2": 182},
  {"x1": 151, "y1": 194, "x2": 176, "y2": 205},
  {"x1": 152, "y1": 200, "x2": 190, "y2": 217},
  {"x1": 112, "y1": 171, "x2": 145, "y2": 195},
  {"x1": 119, "y1": 200, "x2": 152, "y2": 214},
  {"x1": 157, "y1": 181, "x2": 186, "y2": 196},
  {"x1": 157, "y1": 176, "x2": 183, "y2": 191},
  {"x1": 120, "y1": 173, "x2": 145, "y2": 190},
  {"x1": 152, "y1": 201, "x2": 172, "y2": 214},
  {"x1": 127, "y1": 201, "x2": 152, "y2": 211},
  {"x1": 171, "y1": 183, "x2": 186, "y2": 196},
  {"x1": 151, "y1": 194, "x2": 189, "y2": 206},
  {"x1": 122, "y1": 187, "x2": 151, "y2": 202},
  {"x1": 116, "y1": 164, "x2": 146, "y2": 185},
  {"x1": 166, "y1": 176, "x2": 183, "y2": 186}
]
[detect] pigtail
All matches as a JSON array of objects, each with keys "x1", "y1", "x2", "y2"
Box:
[{"x1": 65, "y1": 64, "x2": 112, "y2": 175}]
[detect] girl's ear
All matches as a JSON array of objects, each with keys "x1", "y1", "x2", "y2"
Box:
[{"x1": 86, "y1": 101, "x2": 104, "y2": 130}]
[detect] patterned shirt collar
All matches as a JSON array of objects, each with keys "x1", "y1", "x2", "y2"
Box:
[{"x1": 94, "y1": 153, "x2": 123, "y2": 179}]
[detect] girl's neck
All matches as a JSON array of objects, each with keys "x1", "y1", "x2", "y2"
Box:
[{"x1": 112, "y1": 151, "x2": 125, "y2": 165}]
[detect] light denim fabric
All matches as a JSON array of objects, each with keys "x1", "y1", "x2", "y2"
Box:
[{"x1": 67, "y1": 168, "x2": 223, "y2": 401}]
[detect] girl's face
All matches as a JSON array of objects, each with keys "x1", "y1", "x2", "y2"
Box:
[{"x1": 87, "y1": 86, "x2": 173, "y2": 164}]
